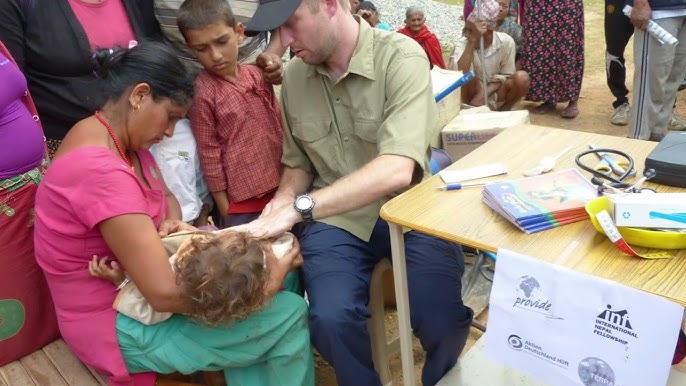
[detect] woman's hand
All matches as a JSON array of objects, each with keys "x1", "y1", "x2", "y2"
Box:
[
  {"x1": 88, "y1": 255, "x2": 126, "y2": 286},
  {"x1": 158, "y1": 219, "x2": 197, "y2": 238},
  {"x1": 264, "y1": 238, "x2": 302, "y2": 296}
]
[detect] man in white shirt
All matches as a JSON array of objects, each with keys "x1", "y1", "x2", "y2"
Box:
[{"x1": 448, "y1": 19, "x2": 529, "y2": 111}]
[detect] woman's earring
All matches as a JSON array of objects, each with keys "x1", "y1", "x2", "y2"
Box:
[{"x1": 133, "y1": 103, "x2": 140, "y2": 111}]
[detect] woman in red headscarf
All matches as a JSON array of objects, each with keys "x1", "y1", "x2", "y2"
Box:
[{"x1": 398, "y1": 6, "x2": 446, "y2": 69}]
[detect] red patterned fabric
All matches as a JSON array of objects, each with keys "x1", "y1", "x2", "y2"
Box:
[
  {"x1": 398, "y1": 25, "x2": 446, "y2": 69},
  {"x1": 189, "y1": 65, "x2": 283, "y2": 204},
  {"x1": 520, "y1": 0, "x2": 584, "y2": 102},
  {"x1": 674, "y1": 329, "x2": 686, "y2": 365}
]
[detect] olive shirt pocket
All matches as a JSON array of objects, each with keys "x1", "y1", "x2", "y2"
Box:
[{"x1": 289, "y1": 119, "x2": 345, "y2": 186}]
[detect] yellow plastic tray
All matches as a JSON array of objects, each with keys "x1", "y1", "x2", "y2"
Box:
[{"x1": 585, "y1": 196, "x2": 686, "y2": 249}]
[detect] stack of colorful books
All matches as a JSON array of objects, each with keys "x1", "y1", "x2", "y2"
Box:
[{"x1": 482, "y1": 169, "x2": 599, "y2": 234}]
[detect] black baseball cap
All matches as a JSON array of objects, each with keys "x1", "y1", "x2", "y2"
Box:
[{"x1": 245, "y1": 0, "x2": 303, "y2": 37}]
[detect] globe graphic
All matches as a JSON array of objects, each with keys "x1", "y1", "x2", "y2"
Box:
[
  {"x1": 518, "y1": 276, "x2": 541, "y2": 298},
  {"x1": 578, "y1": 357, "x2": 615, "y2": 386}
]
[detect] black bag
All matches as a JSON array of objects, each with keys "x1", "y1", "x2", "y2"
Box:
[{"x1": 645, "y1": 132, "x2": 686, "y2": 188}]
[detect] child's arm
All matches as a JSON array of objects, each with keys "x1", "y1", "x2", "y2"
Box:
[
  {"x1": 88, "y1": 255, "x2": 127, "y2": 287},
  {"x1": 211, "y1": 190, "x2": 230, "y2": 227}
]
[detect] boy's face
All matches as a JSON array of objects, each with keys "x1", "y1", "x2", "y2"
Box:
[
  {"x1": 405, "y1": 12, "x2": 425, "y2": 33},
  {"x1": 184, "y1": 21, "x2": 244, "y2": 79}
]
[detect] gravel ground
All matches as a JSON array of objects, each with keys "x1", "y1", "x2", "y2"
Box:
[{"x1": 372, "y1": 0, "x2": 465, "y2": 47}]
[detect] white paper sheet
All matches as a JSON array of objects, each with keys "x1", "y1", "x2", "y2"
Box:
[{"x1": 485, "y1": 248, "x2": 684, "y2": 386}]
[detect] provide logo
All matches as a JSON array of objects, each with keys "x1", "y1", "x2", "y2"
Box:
[{"x1": 512, "y1": 275, "x2": 563, "y2": 320}]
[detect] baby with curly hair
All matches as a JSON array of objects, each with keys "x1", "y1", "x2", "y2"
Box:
[{"x1": 89, "y1": 230, "x2": 299, "y2": 326}]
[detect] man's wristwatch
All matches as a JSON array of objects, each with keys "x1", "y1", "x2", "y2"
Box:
[{"x1": 294, "y1": 194, "x2": 315, "y2": 223}]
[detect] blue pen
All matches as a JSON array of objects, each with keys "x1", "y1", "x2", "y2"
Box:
[{"x1": 436, "y1": 182, "x2": 487, "y2": 191}]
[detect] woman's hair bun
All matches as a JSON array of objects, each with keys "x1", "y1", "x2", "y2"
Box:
[{"x1": 92, "y1": 45, "x2": 127, "y2": 77}]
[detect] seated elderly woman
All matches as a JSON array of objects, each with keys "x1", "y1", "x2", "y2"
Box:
[
  {"x1": 397, "y1": 6, "x2": 446, "y2": 69},
  {"x1": 32, "y1": 41, "x2": 314, "y2": 386},
  {"x1": 448, "y1": 0, "x2": 529, "y2": 111}
]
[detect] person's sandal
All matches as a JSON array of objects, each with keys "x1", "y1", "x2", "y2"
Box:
[{"x1": 561, "y1": 105, "x2": 579, "y2": 119}]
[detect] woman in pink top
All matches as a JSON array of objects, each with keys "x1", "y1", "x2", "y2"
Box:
[{"x1": 33, "y1": 41, "x2": 314, "y2": 386}]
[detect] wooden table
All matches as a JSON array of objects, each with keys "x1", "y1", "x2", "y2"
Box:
[{"x1": 379, "y1": 124, "x2": 686, "y2": 386}]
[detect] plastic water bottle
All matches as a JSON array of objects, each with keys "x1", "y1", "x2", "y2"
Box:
[{"x1": 623, "y1": 5, "x2": 678, "y2": 45}]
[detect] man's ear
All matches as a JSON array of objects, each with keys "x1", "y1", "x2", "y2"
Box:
[
  {"x1": 324, "y1": 0, "x2": 338, "y2": 17},
  {"x1": 235, "y1": 22, "x2": 245, "y2": 44}
]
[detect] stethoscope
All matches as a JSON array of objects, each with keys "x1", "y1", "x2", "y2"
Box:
[{"x1": 574, "y1": 148, "x2": 656, "y2": 193}]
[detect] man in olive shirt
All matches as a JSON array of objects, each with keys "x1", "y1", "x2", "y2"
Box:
[{"x1": 242, "y1": 1, "x2": 474, "y2": 385}]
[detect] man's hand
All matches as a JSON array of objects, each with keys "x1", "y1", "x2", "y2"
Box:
[
  {"x1": 630, "y1": 0, "x2": 651, "y2": 30},
  {"x1": 259, "y1": 193, "x2": 293, "y2": 218},
  {"x1": 233, "y1": 199, "x2": 300, "y2": 239},
  {"x1": 356, "y1": 9, "x2": 373, "y2": 20},
  {"x1": 158, "y1": 219, "x2": 197, "y2": 238},
  {"x1": 465, "y1": 19, "x2": 487, "y2": 45},
  {"x1": 256, "y1": 52, "x2": 284, "y2": 85}
]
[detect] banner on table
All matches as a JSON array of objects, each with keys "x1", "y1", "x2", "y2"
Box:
[{"x1": 485, "y1": 248, "x2": 684, "y2": 386}]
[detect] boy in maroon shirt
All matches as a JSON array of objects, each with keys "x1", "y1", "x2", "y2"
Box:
[{"x1": 178, "y1": 0, "x2": 284, "y2": 227}]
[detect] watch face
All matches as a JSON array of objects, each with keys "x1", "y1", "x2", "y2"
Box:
[{"x1": 295, "y1": 195, "x2": 313, "y2": 210}]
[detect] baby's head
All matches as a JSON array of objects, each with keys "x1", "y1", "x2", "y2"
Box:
[{"x1": 173, "y1": 230, "x2": 270, "y2": 326}]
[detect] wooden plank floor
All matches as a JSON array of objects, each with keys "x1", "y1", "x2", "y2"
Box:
[{"x1": 0, "y1": 339, "x2": 105, "y2": 386}]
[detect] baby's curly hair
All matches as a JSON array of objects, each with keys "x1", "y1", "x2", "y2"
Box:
[{"x1": 173, "y1": 231, "x2": 270, "y2": 326}]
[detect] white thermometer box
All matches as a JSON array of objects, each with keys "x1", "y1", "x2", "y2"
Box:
[{"x1": 612, "y1": 193, "x2": 686, "y2": 229}]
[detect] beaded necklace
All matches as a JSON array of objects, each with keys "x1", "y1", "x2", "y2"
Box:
[{"x1": 95, "y1": 110, "x2": 133, "y2": 169}]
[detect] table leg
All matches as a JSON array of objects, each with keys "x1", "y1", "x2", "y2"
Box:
[{"x1": 389, "y1": 223, "x2": 416, "y2": 386}]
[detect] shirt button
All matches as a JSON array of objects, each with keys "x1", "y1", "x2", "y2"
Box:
[
  {"x1": 335, "y1": 98, "x2": 341, "y2": 104},
  {"x1": 343, "y1": 136, "x2": 349, "y2": 141}
]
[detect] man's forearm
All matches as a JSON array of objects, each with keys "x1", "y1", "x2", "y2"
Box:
[
  {"x1": 309, "y1": 154, "x2": 416, "y2": 220},
  {"x1": 274, "y1": 167, "x2": 314, "y2": 199},
  {"x1": 264, "y1": 29, "x2": 287, "y2": 58},
  {"x1": 456, "y1": 43, "x2": 477, "y2": 74}
]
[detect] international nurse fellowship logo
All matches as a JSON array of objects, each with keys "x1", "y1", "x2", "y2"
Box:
[{"x1": 513, "y1": 275, "x2": 563, "y2": 320}]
